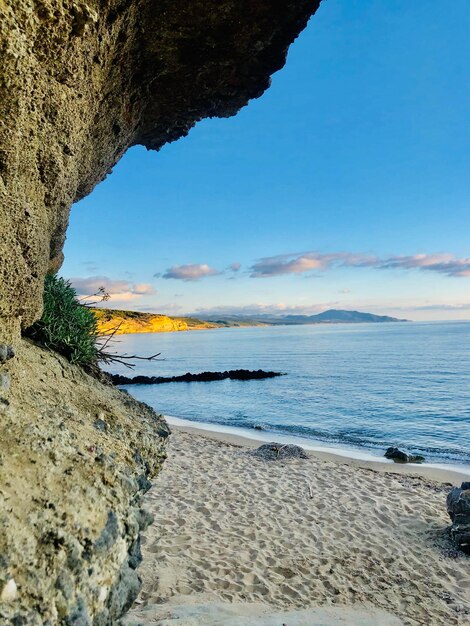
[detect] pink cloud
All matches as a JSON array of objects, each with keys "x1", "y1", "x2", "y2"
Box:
[
  {"x1": 250, "y1": 251, "x2": 470, "y2": 278},
  {"x1": 70, "y1": 275, "x2": 156, "y2": 303}
]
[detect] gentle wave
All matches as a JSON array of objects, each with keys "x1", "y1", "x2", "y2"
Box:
[
  {"x1": 107, "y1": 321, "x2": 470, "y2": 466},
  {"x1": 150, "y1": 409, "x2": 470, "y2": 464}
]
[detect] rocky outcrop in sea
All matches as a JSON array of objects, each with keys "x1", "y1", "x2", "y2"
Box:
[{"x1": 111, "y1": 369, "x2": 284, "y2": 385}]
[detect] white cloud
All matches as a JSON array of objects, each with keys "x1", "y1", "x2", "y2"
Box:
[
  {"x1": 192, "y1": 302, "x2": 340, "y2": 318},
  {"x1": 70, "y1": 275, "x2": 156, "y2": 303},
  {"x1": 405, "y1": 303, "x2": 470, "y2": 311},
  {"x1": 250, "y1": 252, "x2": 377, "y2": 277},
  {"x1": 378, "y1": 253, "x2": 470, "y2": 277},
  {"x1": 249, "y1": 251, "x2": 470, "y2": 278},
  {"x1": 137, "y1": 303, "x2": 183, "y2": 314},
  {"x1": 132, "y1": 283, "x2": 156, "y2": 295},
  {"x1": 162, "y1": 264, "x2": 220, "y2": 281}
]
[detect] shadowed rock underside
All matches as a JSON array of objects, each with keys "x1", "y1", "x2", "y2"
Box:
[{"x1": 0, "y1": 0, "x2": 321, "y2": 342}]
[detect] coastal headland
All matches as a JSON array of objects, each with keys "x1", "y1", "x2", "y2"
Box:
[
  {"x1": 93, "y1": 307, "x2": 407, "y2": 336},
  {"x1": 92, "y1": 308, "x2": 267, "y2": 335}
]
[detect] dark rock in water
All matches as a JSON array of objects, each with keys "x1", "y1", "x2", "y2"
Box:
[
  {"x1": 111, "y1": 369, "x2": 284, "y2": 385},
  {"x1": 385, "y1": 447, "x2": 408, "y2": 462},
  {"x1": 252, "y1": 442, "x2": 308, "y2": 461},
  {"x1": 409, "y1": 454, "x2": 425, "y2": 463},
  {"x1": 384, "y1": 447, "x2": 425, "y2": 464},
  {"x1": 447, "y1": 482, "x2": 470, "y2": 555}
]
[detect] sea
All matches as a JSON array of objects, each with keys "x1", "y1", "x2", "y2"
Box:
[{"x1": 104, "y1": 321, "x2": 470, "y2": 466}]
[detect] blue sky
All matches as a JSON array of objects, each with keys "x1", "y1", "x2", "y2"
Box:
[{"x1": 62, "y1": 0, "x2": 470, "y2": 320}]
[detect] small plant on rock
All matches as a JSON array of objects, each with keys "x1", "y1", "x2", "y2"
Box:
[
  {"x1": 25, "y1": 274, "x2": 161, "y2": 372},
  {"x1": 25, "y1": 274, "x2": 99, "y2": 366}
]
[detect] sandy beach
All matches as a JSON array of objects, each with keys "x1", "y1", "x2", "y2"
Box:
[{"x1": 126, "y1": 426, "x2": 470, "y2": 626}]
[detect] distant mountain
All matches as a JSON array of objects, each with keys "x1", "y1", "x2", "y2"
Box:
[
  {"x1": 278, "y1": 309, "x2": 409, "y2": 324},
  {"x1": 203, "y1": 309, "x2": 409, "y2": 326}
]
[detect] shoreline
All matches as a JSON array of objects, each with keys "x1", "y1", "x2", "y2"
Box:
[
  {"x1": 99, "y1": 318, "x2": 416, "y2": 337},
  {"x1": 166, "y1": 415, "x2": 470, "y2": 485}
]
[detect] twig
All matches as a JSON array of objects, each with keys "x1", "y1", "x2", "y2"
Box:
[
  {"x1": 98, "y1": 321, "x2": 124, "y2": 350},
  {"x1": 98, "y1": 352, "x2": 163, "y2": 369},
  {"x1": 78, "y1": 287, "x2": 110, "y2": 304},
  {"x1": 115, "y1": 353, "x2": 162, "y2": 361},
  {"x1": 77, "y1": 288, "x2": 163, "y2": 369}
]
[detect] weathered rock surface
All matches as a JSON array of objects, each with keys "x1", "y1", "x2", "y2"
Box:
[
  {"x1": 0, "y1": 339, "x2": 170, "y2": 624},
  {"x1": 447, "y1": 482, "x2": 470, "y2": 554},
  {"x1": 0, "y1": 0, "x2": 321, "y2": 342},
  {"x1": 112, "y1": 369, "x2": 284, "y2": 385},
  {"x1": 252, "y1": 442, "x2": 309, "y2": 461},
  {"x1": 0, "y1": 343, "x2": 15, "y2": 364},
  {"x1": 384, "y1": 447, "x2": 425, "y2": 464}
]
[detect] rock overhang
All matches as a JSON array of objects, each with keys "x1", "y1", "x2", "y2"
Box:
[{"x1": 0, "y1": 0, "x2": 322, "y2": 341}]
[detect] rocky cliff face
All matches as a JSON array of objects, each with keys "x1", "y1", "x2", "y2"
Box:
[
  {"x1": 93, "y1": 309, "x2": 215, "y2": 335},
  {"x1": 0, "y1": 0, "x2": 321, "y2": 343},
  {"x1": 0, "y1": 339, "x2": 170, "y2": 625},
  {"x1": 92, "y1": 309, "x2": 270, "y2": 335}
]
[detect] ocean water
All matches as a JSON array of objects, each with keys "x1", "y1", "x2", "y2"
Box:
[{"x1": 104, "y1": 321, "x2": 470, "y2": 465}]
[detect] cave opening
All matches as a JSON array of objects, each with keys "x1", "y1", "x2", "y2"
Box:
[{"x1": 2, "y1": 1, "x2": 470, "y2": 625}]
